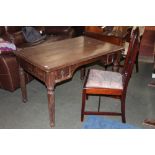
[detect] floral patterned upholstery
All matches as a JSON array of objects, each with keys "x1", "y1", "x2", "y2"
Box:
[
  {"x1": 86, "y1": 69, "x2": 123, "y2": 89},
  {"x1": 0, "y1": 40, "x2": 16, "y2": 51}
]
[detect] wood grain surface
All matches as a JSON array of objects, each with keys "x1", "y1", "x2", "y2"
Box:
[{"x1": 15, "y1": 36, "x2": 123, "y2": 71}]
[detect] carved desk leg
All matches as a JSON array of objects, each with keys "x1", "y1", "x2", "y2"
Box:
[
  {"x1": 80, "y1": 67, "x2": 86, "y2": 80},
  {"x1": 19, "y1": 66, "x2": 27, "y2": 103},
  {"x1": 113, "y1": 52, "x2": 121, "y2": 72},
  {"x1": 45, "y1": 72, "x2": 55, "y2": 128}
]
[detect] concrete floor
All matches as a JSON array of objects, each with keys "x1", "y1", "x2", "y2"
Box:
[{"x1": 0, "y1": 62, "x2": 155, "y2": 129}]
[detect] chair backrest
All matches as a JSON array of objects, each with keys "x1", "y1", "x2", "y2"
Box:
[
  {"x1": 122, "y1": 27, "x2": 140, "y2": 91},
  {"x1": 123, "y1": 27, "x2": 139, "y2": 70}
]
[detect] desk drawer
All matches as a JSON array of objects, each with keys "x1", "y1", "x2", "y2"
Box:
[
  {"x1": 21, "y1": 62, "x2": 45, "y2": 82},
  {"x1": 100, "y1": 54, "x2": 116, "y2": 65},
  {"x1": 55, "y1": 67, "x2": 70, "y2": 82}
]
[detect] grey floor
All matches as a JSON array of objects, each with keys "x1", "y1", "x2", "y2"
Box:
[{"x1": 0, "y1": 62, "x2": 155, "y2": 129}]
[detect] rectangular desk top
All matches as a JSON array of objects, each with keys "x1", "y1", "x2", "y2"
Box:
[{"x1": 15, "y1": 36, "x2": 124, "y2": 71}]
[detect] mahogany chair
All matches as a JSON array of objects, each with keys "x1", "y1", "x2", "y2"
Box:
[{"x1": 81, "y1": 28, "x2": 140, "y2": 123}]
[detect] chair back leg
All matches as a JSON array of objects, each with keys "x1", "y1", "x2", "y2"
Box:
[
  {"x1": 135, "y1": 53, "x2": 139, "y2": 73},
  {"x1": 98, "y1": 96, "x2": 101, "y2": 112},
  {"x1": 121, "y1": 95, "x2": 126, "y2": 123},
  {"x1": 81, "y1": 90, "x2": 86, "y2": 122}
]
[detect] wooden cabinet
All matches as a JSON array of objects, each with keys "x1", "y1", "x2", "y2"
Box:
[
  {"x1": 84, "y1": 26, "x2": 127, "y2": 46},
  {"x1": 140, "y1": 26, "x2": 155, "y2": 57},
  {"x1": 145, "y1": 26, "x2": 155, "y2": 31},
  {"x1": 85, "y1": 26, "x2": 103, "y2": 33}
]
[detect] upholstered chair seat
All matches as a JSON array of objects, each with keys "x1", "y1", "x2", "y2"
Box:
[{"x1": 86, "y1": 69, "x2": 123, "y2": 90}]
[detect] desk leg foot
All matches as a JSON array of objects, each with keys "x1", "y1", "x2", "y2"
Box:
[
  {"x1": 23, "y1": 98, "x2": 27, "y2": 103},
  {"x1": 50, "y1": 122, "x2": 55, "y2": 128}
]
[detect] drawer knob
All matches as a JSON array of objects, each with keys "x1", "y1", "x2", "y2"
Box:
[{"x1": 61, "y1": 70, "x2": 65, "y2": 76}]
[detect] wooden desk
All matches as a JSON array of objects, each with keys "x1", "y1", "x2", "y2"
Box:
[{"x1": 15, "y1": 36, "x2": 124, "y2": 127}]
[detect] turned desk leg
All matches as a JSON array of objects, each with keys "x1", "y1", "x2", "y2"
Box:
[
  {"x1": 113, "y1": 52, "x2": 121, "y2": 72},
  {"x1": 45, "y1": 73, "x2": 55, "y2": 128},
  {"x1": 47, "y1": 86, "x2": 55, "y2": 127},
  {"x1": 80, "y1": 67, "x2": 86, "y2": 80},
  {"x1": 19, "y1": 66, "x2": 27, "y2": 103}
]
